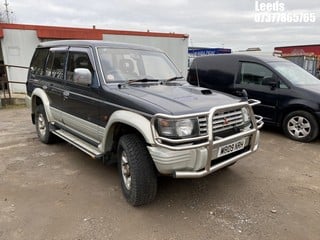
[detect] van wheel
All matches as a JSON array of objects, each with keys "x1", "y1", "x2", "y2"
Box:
[
  {"x1": 35, "y1": 105, "x2": 55, "y2": 144},
  {"x1": 117, "y1": 134, "x2": 157, "y2": 206},
  {"x1": 283, "y1": 110, "x2": 318, "y2": 142}
]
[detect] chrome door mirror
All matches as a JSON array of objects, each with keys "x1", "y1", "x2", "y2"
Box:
[{"x1": 73, "y1": 68, "x2": 92, "y2": 86}]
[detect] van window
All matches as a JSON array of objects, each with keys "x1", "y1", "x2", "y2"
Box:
[
  {"x1": 45, "y1": 51, "x2": 67, "y2": 80},
  {"x1": 30, "y1": 48, "x2": 49, "y2": 76},
  {"x1": 239, "y1": 62, "x2": 273, "y2": 85}
]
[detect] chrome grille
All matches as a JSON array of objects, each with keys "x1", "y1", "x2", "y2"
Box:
[
  {"x1": 198, "y1": 109, "x2": 245, "y2": 135},
  {"x1": 213, "y1": 109, "x2": 244, "y2": 132},
  {"x1": 198, "y1": 116, "x2": 208, "y2": 135}
]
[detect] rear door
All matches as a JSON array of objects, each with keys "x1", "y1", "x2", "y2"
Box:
[{"x1": 41, "y1": 47, "x2": 68, "y2": 122}]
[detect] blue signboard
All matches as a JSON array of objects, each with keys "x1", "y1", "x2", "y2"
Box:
[{"x1": 188, "y1": 47, "x2": 231, "y2": 57}]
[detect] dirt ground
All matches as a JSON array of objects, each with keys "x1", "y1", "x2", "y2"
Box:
[{"x1": 0, "y1": 107, "x2": 319, "y2": 240}]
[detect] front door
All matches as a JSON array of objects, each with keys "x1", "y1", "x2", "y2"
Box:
[
  {"x1": 234, "y1": 62, "x2": 288, "y2": 124},
  {"x1": 61, "y1": 47, "x2": 104, "y2": 145}
]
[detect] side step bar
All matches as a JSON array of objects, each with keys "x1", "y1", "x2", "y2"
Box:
[{"x1": 52, "y1": 129, "x2": 104, "y2": 159}]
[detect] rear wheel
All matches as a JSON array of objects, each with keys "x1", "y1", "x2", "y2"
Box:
[
  {"x1": 283, "y1": 110, "x2": 318, "y2": 142},
  {"x1": 35, "y1": 105, "x2": 55, "y2": 144},
  {"x1": 117, "y1": 134, "x2": 157, "y2": 206}
]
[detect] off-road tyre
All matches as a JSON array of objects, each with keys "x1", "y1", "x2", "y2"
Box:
[{"x1": 117, "y1": 134, "x2": 157, "y2": 206}]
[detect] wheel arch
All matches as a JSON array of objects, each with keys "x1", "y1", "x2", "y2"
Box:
[
  {"x1": 30, "y1": 88, "x2": 53, "y2": 123},
  {"x1": 100, "y1": 110, "x2": 154, "y2": 153},
  {"x1": 279, "y1": 103, "x2": 319, "y2": 126}
]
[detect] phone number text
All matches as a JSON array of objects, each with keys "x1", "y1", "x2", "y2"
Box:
[{"x1": 254, "y1": 12, "x2": 316, "y2": 23}]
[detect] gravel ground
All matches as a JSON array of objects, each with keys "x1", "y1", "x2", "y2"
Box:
[{"x1": 0, "y1": 107, "x2": 319, "y2": 240}]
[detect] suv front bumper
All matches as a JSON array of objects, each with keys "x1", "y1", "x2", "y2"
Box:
[
  {"x1": 148, "y1": 100, "x2": 263, "y2": 178},
  {"x1": 148, "y1": 127, "x2": 260, "y2": 178}
]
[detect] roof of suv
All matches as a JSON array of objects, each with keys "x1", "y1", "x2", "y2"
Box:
[{"x1": 38, "y1": 40, "x2": 162, "y2": 52}]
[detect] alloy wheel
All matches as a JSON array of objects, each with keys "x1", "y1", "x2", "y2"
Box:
[
  {"x1": 287, "y1": 116, "x2": 311, "y2": 138},
  {"x1": 120, "y1": 151, "x2": 131, "y2": 190}
]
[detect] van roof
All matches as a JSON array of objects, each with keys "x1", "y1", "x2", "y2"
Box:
[
  {"x1": 37, "y1": 40, "x2": 162, "y2": 52},
  {"x1": 197, "y1": 53, "x2": 288, "y2": 64}
]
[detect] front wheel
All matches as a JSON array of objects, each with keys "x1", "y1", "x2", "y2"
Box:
[
  {"x1": 282, "y1": 110, "x2": 319, "y2": 142},
  {"x1": 117, "y1": 134, "x2": 157, "y2": 206}
]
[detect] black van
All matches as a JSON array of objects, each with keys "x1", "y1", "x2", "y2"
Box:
[{"x1": 188, "y1": 54, "x2": 320, "y2": 142}]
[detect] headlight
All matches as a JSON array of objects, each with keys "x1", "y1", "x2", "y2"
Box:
[
  {"x1": 156, "y1": 118, "x2": 198, "y2": 138},
  {"x1": 176, "y1": 119, "x2": 194, "y2": 137},
  {"x1": 241, "y1": 107, "x2": 250, "y2": 123}
]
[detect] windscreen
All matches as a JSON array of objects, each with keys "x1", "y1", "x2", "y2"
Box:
[
  {"x1": 269, "y1": 61, "x2": 320, "y2": 86},
  {"x1": 97, "y1": 47, "x2": 181, "y2": 82}
]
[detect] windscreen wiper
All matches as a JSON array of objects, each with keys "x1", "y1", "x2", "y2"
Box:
[
  {"x1": 118, "y1": 78, "x2": 159, "y2": 89},
  {"x1": 164, "y1": 76, "x2": 184, "y2": 82},
  {"x1": 127, "y1": 78, "x2": 159, "y2": 84}
]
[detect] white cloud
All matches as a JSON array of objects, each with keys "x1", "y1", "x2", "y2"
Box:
[{"x1": 7, "y1": 0, "x2": 320, "y2": 51}]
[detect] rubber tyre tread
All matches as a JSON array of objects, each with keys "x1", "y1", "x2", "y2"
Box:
[
  {"x1": 118, "y1": 134, "x2": 157, "y2": 206},
  {"x1": 282, "y1": 110, "x2": 319, "y2": 143},
  {"x1": 35, "y1": 105, "x2": 55, "y2": 144}
]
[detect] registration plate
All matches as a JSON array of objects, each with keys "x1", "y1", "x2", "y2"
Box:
[{"x1": 217, "y1": 139, "x2": 246, "y2": 157}]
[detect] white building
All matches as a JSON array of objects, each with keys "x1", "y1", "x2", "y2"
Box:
[{"x1": 0, "y1": 23, "x2": 189, "y2": 94}]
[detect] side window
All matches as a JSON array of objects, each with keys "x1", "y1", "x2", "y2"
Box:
[
  {"x1": 239, "y1": 62, "x2": 274, "y2": 85},
  {"x1": 45, "y1": 51, "x2": 67, "y2": 80},
  {"x1": 30, "y1": 48, "x2": 49, "y2": 76},
  {"x1": 66, "y1": 52, "x2": 93, "y2": 84}
]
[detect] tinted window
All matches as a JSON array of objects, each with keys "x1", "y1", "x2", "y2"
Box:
[
  {"x1": 30, "y1": 48, "x2": 49, "y2": 76},
  {"x1": 45, "y1": 51, "x2": 67, "y2": 80},
  {"x1": 239, "y1": 62, "x2": 273, "y2": 85}
]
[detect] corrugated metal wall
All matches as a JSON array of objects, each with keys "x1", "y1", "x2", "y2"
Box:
[{"x1": 1, "y1": 29, "x2": 39, "y2": 93}]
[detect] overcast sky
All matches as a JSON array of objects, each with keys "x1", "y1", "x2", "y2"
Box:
[{"x1": 6, "y1": 0, "x2": 320, "y2": 51}]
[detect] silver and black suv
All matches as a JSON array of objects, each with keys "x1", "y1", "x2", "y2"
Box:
[{"x1": 26, "y1": 40, "x2": 263, "y2": 206}]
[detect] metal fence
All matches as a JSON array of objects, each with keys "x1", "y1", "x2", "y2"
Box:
[{"x1": 0, "y1": 64, "x2": 29, "y2": 100}]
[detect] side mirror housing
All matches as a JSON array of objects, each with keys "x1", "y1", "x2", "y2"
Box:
[
  {"x1": 73, "y1": 68, "x2": 92, "y2": 86},
  {"x1": 262, "y1": 77, "x2": 278, "y2": 89}
]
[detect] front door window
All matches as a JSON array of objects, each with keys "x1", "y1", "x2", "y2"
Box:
[{"x1": 239, "y1": 62, "x2": 274, "y2": 86}]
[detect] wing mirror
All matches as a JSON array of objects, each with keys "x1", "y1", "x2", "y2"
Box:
[
  {"x1": 73, "y1": 68, "x2": 92, "y2": 86},
  {"x1": 262, "y1": 77, "x2": 278, "y2": 90}
]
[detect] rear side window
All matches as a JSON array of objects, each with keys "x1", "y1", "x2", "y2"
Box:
[
  {"x1": 239, "y1": 62, "x2": 273, "y2": 85},
  {"x1": 30, "y1": 48, "x2": 49, "y2": 76},
  {"x1": 45, "y1": 51, "x2": 67, "y2": 80}
]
